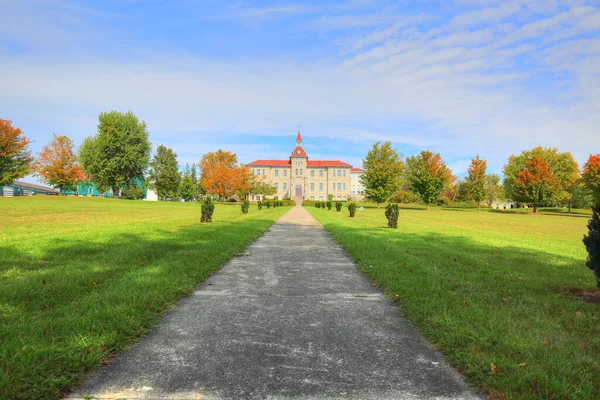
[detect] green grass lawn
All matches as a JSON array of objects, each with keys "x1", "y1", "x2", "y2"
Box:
[
  {"x1": 308, "y1": 205, "x2": 599, "y2": 399},
  {"x1": 0, "y1": 196, "x2": 289, "y2": 399}
]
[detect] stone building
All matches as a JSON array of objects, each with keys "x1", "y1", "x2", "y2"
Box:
[
  {"x1": 247, "y1": 133, "x2": 353, "y2": 203},
  {"x1": 350, "y1": 168, "x2": 365, "y2": 200}
]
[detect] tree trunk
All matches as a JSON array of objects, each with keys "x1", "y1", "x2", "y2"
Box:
[
  {"x1": 533, "y1": 204, "x2": 537, "y2": 214},
  {"x1": 478, "y1": 203, "x2": 480, "y2": 212},
  {"x1": 59, "y1": 185, "x2": 63, "y2": 196},
  {"x1": 568, "y1": 202, "x2": 572, "y2": 213},
  {"x1": 113, "y1": 187, "x2": 120, "y2": 199},
  {"x1": 427, "y1": 203, "x2": 430, "y2": 211}
]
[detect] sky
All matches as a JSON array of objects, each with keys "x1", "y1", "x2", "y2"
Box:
[{"x1": 1, "y1": 0, "x2": 599, "y2": 183}]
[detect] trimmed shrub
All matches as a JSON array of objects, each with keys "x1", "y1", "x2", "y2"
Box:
[
  {"x1": 264, "y1": 201, "x2": 272, "y2": 209},
  {"x1": 201, "y1": 197, "x2": 215, "y2": 223},
  {"x1": 241, "y1": 199, "x2": 250, "y2": 214},
  {"x1": 257, "y1": 201, "x2": 263, "y2": 210},
  {"x1": 335, "y1": 201, "x2": 342, "y2": 212},
  {"x1": 348, "y1": 202, "x2": 357, "y2": 217},
  {"x1": 583, "y1": 205, "x2": 600, "y2": 287},
  {"x1": 326, "y1": 201, "x2": 332, "y2": 210},
  {"x1": 385, "y1": 203, "x2": 399, "y2": 229},
  {"x1": 316, "y1": 202, "x2": 321, "y2": 208}
]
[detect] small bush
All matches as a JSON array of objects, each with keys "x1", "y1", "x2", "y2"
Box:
[
  {"x1": 583, "y1": 205, "x2": 600, "y2": 287},
  {"x1": 225, "y1": 197, "x2": 237, "y2": 203},
  {"x1": 348, "y1": 202, "x2": 357, "y2": 218},
  {"x1": 241, "y1": 199, "x2": 250, "y2": 214},
  {"x1": 265, "y1": 201, "x2": 271, "y2": 209},
  {"x1": 201, "y1": 197, "x2": 215, "y2": 223},
  {"x1": 385, "y1": 203, "x2": 399, "y2": 229},
  {"x1": 326, "y1": 201, "x2": 332, "y2": 210},
  {"x1": 335, "y1": 201, "x2": 342, "y2": 212},
  {"x1": 437, "y1": 196, "x2": 452, "y2": 207},
  {"x1": 316, "y1": 202, "x2": 321, "y2": 208},
  {"x1": 257, "y1": 201, "x2": 263, "y2": 210}
]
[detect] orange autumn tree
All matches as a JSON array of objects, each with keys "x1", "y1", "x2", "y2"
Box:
[
  {"x1": 513, "y1": 157, "x2": 560, "y2": 214},
  {"x1": 33, "y1": 134, "x2": 85, "y2": 195},
  {"x1": 406, "y1": 150, "x2": 453, "y2": 210},
  {"x1": 199, "y1": 150, "x2": 250, "y2": 199},
  {"x1": 0, "y1": 118, "x2": 33, "y2": 185},
  {"x1": 582, "y1": 154, "x2": 600, "y2": 205}
]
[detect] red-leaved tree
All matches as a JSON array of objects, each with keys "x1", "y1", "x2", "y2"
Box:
[
  {"x1": 0, "y1": 119, "x2": 33, "y2": 185},
  {"x1": 33, "y1": 134, "x2": 85, "y2": 195},
  {"x1": 513, "y1": 157, "x2": 560, "y2": 213}
]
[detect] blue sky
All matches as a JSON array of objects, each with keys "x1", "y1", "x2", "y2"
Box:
[{"x1": 1, "y1": 0, "x2": 599, "y2": 183}]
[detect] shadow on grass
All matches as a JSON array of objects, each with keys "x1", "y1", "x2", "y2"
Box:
[
  {"x1": 0, "y1": 217, "x2": 278, "y2": 400},
  {"x1": 488, "y1": 208, "x2": 591, "y2": 218},
  {"x1": 318, "y1": 222, "x2": 599, "y2": 399}
]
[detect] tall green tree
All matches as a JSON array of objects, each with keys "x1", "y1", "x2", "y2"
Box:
[
  {"x1": 361, "y1": 141, "x2": 405, "y2": 206},
  {"x1": 406, "y1": 150, "x2": 452, "y2": 210},
  {"x1": 249, "y1": 175, "x2": 276, "y2": 198},
  {"x1": 79, "y1": 111, "x2": 151, "y2": 198},
  {"x1": 180, "y1": 163, "x2": 197, "y2": 202},
  {"x1": 147, "y1": 145, "x2": 181, "y2": 201},
  {"x1": 485, "y1": 174, "x2": 504, "y2": 207},
  {"x1": 466, "y1": 155, "x2": 487, "y2": 211},
  {"x1": 503, "y1": 147, "x2": 578, "y2": 207},
  {"x1": 0, "y1": 119, "x2": 33, "y2": 185}
]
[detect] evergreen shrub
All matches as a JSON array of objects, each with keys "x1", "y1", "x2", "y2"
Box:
[
  {"x1": 385, "y1": 203, "x2": 399, "y2": 228},
  {"x1": 326, "y1": 201, "x2": 332, "y2": 210},
  {"x1": 201, "y1": 197, "x2": 215, "y2": 223},
  {"x1": 348, "y1": 202, "x2": 357, "y2": 217},
  {"x1": 241, "y1": 199, "x2": 250, "y2": 214},
  {"x1": 257, "y1": 201, "x2": 263, "y2": 210},
  {"x1": 335, "y1": 201, "x2": 342, "y2": 212},
  {"x1": 583, "y1": 205, "x2": 600, "y2": 287}
]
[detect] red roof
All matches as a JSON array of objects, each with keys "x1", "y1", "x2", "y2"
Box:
[
  {"x1": 248, "y1": 160, "x2": 291, "y2": 166},
  {"x1": 351, "y1": 168, "x2": 363, "y2": 172},
  {"x1": 307, "y1": 160, "x2": 352, "y2": 167},
  {"x1": 290, "y1": 146, "x2": 308, "y2": 157},
  {"x1": 296, "y1": 132, "x2": 302, "y2": 142},
  {"x1": 247, "y1": 159, "x2": 352, "y2": 167}
]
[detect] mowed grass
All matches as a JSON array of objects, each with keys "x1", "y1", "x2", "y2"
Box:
[
  {"x1": 0, "y1": 196, "x2": 289, "y2": 399},
  {"x1": 308, "y1": 205, "x2": 599, "y2": 399}
]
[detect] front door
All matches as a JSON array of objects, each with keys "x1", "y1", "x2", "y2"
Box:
[{"x1": 295, "y1": 185, "x2": 302, "y2": 196}]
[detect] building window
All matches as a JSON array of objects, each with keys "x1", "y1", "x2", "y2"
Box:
[
  {"x1": 310, "y1": 196, "x2": 315, "y2": 200},
  {"x1": 310, "y1": 183, "x2": 314, "y2": 191},
  {"x1": 332, "y1": 183, "x2": 336, "y2": 191},
  {"x1": 343, "y1": 183, "x2": 346, "y2": 190},
  {"x1": 319, "y1": 170, "x2": 323, "y2": 177},
  {"x1": 283, "y1": 183, "x2": 287, "y2": 191},
  {"x1": 296, "y1": 161, "x2": 302, "y2": 166},
  {"x1": 338, "y1": 183, "x2": 341, "y2": 190},
  {"x1": 300, "y1": 169, "x2": 303, "y2": 176},
  {"x1": 275, "y1": 170, "x2": 279, "y2": 177},
  {"x1": 338, "y1": 170, "x2": 342, "y2": 176},
  {"x1": 256, "y1": 169, "x2": 261, "y2": 176},
  {"x1": 275, "y1": 183, "x2": 279, "y2": 191},
  {"x1": 343, "y1": 170, "x2": 346, "y2": 176},
  {"x1": 319, "y1": 183, "x2": 323, "y2": 191},
  {"x1": 319, "y1": 196, "x2": 323, "y2": 200},
  {"x1": 262, "y1": 169, "x2": 265, "y2": 175},
  {"x1": 284, "y1": 170, "x2": 288, "y2": 176},
  {"x1": 274, "y1": 196, "x2": 278, "y2": 200},
  {"x1": 311, "y1": 170, "x2": 314, "y2": 177}
]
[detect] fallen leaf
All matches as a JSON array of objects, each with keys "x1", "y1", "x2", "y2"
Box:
[
  {"x1": 544, "y1": 337, "x2": 550, "y2": 346},
  {"x1": 92, "y1": 282, "x2": 98, "y2": 286},
  {"x1": 467, "y1": 281, "x2": 471, "y2": 285},
  {"x1": 575, "y1": 311, "x2": 582, "y2": 317},
  {"x1": 490, "y1": 363, "x2": 498, "y2": 374},
  {"x1": 518, "y1": 277, "x2": 523, "y2": 280},
  {"x1": 100, "y1": 345, "x2": 106, "y2": 352},
  {"x1": 481, "y1": 288, "x2": 486, "y2": 292},
  {"x1": 409, "y1": 268, "x2": 413, "y2": 273},
  {"x1": 108, "y1": 354, "x2": 116, "y2": 358},
  {"x1": 502, "y1": 298, "x2": 508, "y2": 303},
  {"x1": 22, "y1": 346, "x2": 27, "y2": 351},
  {"x1": 101, "y1": 361, "x2": 112, "y2": 365},
  {"x1": 463, "y1": 301, "x2": 471, "y2": 306},
  {"x1": 517, "y1": 362, "x2": 527, "y2": 367}
]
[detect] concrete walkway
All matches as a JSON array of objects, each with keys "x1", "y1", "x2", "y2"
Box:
[{"x1": 72, "y1": 206, "x2": 478, "y2": 399}]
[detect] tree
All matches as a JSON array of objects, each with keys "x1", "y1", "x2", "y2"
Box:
[
  {"x1": 147, "y1": 145, "x2": 181, "y2": 201},
  {"x1": 199, "y1": 150, "x2": 249, "y2": 199},
  {"x1": 406, "y1": 150, "x2": 452, "y2": 210},
  {"x1": 79, "y1": 111, "x2": 151, "y2": 198},
  {"x1": 32, "y1": 134, "x2": 85, "y2": 195},
  {"x1": 0, "y1": 119, "x2": 33, "y2": 185},
  {"x1": 512, "y1": 157, "x2": 560, "y2": 214},
  {"x1": 361, "y1": 141, "x2": 405, "y2": 206},
  {"x1": 466, "y1": 156, "x2": 487, "y2": 211},
  {"x1": 180, "y1": 164, "x2": 197, "y2": 202},
  {"x1": 249, "y1": 175, "x2": 276, "y2": 198},
  {"x1": 503, "y1": 147, "x2": 578, "y2": 207},
  {"x1": 582, "y1": 154, "x2": 600, "y2": 206},
  {"x1": 485, "y1": 174, "x2": 504, "y2": 207}
]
